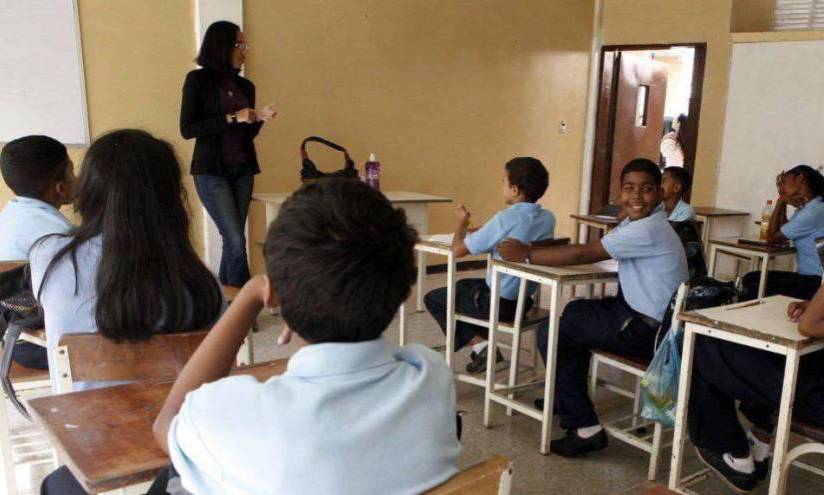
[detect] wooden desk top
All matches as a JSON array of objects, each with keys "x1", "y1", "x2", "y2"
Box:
[
  {"x1": 253, "y1": 191, "x2": 451, "y2": 205},
  {"x1": 491, "y1": 259, "x2": 619, "y2": 283},
  {"x1": 679, "y1": 295, "x2": 822, "y2": 350},
  {"x1": 570, "y1": 213, "x2": 621, "y2": 226},
  {"x1": 28, "y1": 360, "x2": 288, "y2": 494},
  {"x1": 0, "y1": 260, "x2": 26, "y2": 272},
  {"x1": 693, "y1": 207, "x2": 749, "y2": 217},
  {"x1": 709, "y1": 236, "x2": 796, "y2": 255}
]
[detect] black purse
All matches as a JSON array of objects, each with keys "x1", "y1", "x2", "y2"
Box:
[{"x1": 300, "y1": 136, "x2": 359, "y2": 183}]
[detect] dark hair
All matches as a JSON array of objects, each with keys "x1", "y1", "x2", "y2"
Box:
[
  {"x1": 196, "y1": 21, "x2": 239, "y2": 72},
  {"x1": 675, "y1": 113, "x2": 688, "y2": 150},
  {"x1": 787, "y1": 164, "x2": 824, "y2": 198},
  {"x1": 0, "y1": 135, "x2": 68, "y2": 199},
  {"x1": 36, "y1": 129, "x2": 222, "y2": 342},
  {"x1": 621, "y1": 158, "x2": 662, "y2": 186},
  {"x1": 264, "y1": 179, "x2": 418, "y2": 343},
  {"x1": 663, "y1": 166, "x2": 692, "y2": 193},
  {"x1": 505, "y1": 157, "x2": 549, "y2": 203}
]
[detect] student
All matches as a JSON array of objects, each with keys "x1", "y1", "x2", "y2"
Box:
[
  {"x1": 424, "y1": 157, "x2": 555, "y2": 374},
  {"x1": 30, "y1": 129, "x2": 224, "y2": 393},
  {"x1": 0, "y1": 135, "x2": 75, "y2": 261},
  {"x1": 662, "y1": 166, "x2": 696, "y2": 222},
  {"x1": 498, "y1": 158, "x2": 688, "y2": 456},
  {"x1": 686, "y1": 289, "x2": 824, "y2": 493},
  {"x1": 153, "y1": 178, "x2": 460, "y2": 494},
  {"x1": 741, "y1": 165, "x2": 824, "y2": 301}
]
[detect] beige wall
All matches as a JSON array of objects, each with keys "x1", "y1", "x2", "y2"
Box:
[
  {"x1": 243, "y1": 0, "x2": 595, "y2": 271},
  {"x1": 601, "y1": 0, "x2": 735, "y2": 207},
  {"x1": 731, "y1": 0, "x2": 775, "y2": 32}
]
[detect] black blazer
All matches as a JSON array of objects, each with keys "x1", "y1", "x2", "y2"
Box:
[{"x1": 180, "y1": 68, "x2": 262, "y2": 175}]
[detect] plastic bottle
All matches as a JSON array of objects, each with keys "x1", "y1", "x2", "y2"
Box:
[
  {"x1": 365, "y1": 153, "x2": 381, "y2": 191},
  {"x1": 759, "y1": 200, "x2": 773, "y2": 240}
]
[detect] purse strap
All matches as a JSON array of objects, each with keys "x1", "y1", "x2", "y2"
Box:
[{"x1": 300, "y1": 136, "x2": 355, "y2": 170}]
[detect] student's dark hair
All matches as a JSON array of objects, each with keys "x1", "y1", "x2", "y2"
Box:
[
  {"x1": 505, "y1": 157, "x2": 549, "y2": 203},
  {"x1": 663, "y1": 166, "x2": 692, "y2": 193},
  {"x1": 621, "y1": 158, "x2": 662, "y2": 186},
  {"x1": 35, "y1": 129, "x2": 222, "y2": 343},
  {"x1": 196, "y1": 20, "x2": 239, "y2": 72},
  {"x1": 264, "y1": 179, "x2": 418, "y2": 343},
  {"x1": 0, "y1": 135, "x2": 68, "y2": 199},
  {"x1": 787, "y1": 164, "x2": 824, "y2": 198},
  {"x1": 675, "y1": 113, "x2": 687, "y2": 150}
]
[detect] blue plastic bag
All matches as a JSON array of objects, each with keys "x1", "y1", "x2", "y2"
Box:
[{"x1": 640, "y1": 325, "x2": 682, "y2": 427}]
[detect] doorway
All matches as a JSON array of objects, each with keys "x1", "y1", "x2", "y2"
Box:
[{"x1": 588, "y1": 43, "x2": 706, "y2": 217}]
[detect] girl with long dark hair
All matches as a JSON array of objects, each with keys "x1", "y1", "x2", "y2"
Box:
[
  {"x1": 30, "y1": 129, "x2": 224, "y2": 392},
  {"x1": 181, "y1": 20, "x2": 275, "y2": 286},
  {"x1": 741, "y1": 164, "x2": 824, "y2": 300}
]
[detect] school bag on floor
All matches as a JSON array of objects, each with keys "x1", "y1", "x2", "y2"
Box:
[{"x1": 640, "y1": 276, "x2": 736, "y2": 426}]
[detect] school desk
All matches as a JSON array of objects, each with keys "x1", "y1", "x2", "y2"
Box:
[
  {"x1": 482, "y1": 258, "x2": 619, "y2": 454},
  {"x1": 693, "y1": 207, "x2": 749, "y2": 250},
  {"x1": 569, "y1": 214, "x2": 620, "y2": 244},
  {"x1": 707, "y1": 236, "x2": 796, "y2": 299},
  {"x1": 669, "y1": 296, "x2": 824, "y2": 495},
  {"x1": 27, "y1": 360, "x2": 287, "y2": 494}
]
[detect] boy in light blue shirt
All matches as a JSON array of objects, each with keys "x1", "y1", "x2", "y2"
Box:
[
  {"x1": 154, "y1": 179, "x2": 460, "y2": 495},
  {"x1": 498, "y1": 159, "x2": 688, "y2": 457},
  {"x1": 424, "y1": 157, "x2": 555, "y2": 374},
  {"x1": 662, "y1": 166, "x2": 696, "y2": 222},
  {"x1": 0, "y1": 135, "x2": 75, "y2": 261}
]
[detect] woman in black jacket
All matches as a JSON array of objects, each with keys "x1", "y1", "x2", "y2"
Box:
[{"x1": 181, "y1": 21, "x2": 274, "y2": 286}]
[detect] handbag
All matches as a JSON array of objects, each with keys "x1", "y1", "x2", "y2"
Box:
[{"x1": 299, "y1": 136, "x2": 359, "y2": 183}]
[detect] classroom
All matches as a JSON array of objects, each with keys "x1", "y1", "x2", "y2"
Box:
[{"x1": 1, "y1": 0, "x2": 824, "y2": 494}]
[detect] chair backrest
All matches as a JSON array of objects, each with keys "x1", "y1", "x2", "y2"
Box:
[
  {"x1": 54, "y1": 330, "x2": 208, "y2": 393},
  {"x1": 426, "y1": 456, "x2": 512, "y2": 495},
  {"x1": 531, "y1": 237, "x2": 570, "y2": 248}
]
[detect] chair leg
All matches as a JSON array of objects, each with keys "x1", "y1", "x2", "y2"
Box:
[
  {"x1": 506, "y1": 328, "x2": 522, "y2": 416},
  {"x1": 648, "y1": 422, "x2": 663, "y2": 481},
  {"x1": 632, "y1": 376, "x2": 642, "y2": 428},
  {"x1": 398, "y1": 303, "x2": 406, "y2": 346},
  {"x1": 588, "y1": 358, "x2": 599, "y2": 399},
  {"x1": 0, "y1": 395, "x2": 17, "y2": 495}
]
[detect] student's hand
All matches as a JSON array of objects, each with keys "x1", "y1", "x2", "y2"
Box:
[
  {"x1": 236, "y1": 107, "x2": 257, "y2": 123},
  {"x1": 455, "y1": 205, "x2": 471, "y2": 225},
  {"x1": 277, "y1": 325, "x2": 293, "y2": 345},
  {"x1": 258, "y1": 104, "x2": 277, "y2": 122},
  {"x1": 788, "y1": 301, "x2": 809, "y2": 322},
  {"x1": 498, "y1": 238, "x2": 530, "y2": 262}
]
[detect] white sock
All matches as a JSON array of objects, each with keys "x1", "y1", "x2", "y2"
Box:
[
  {"x1": 747, "y1": 430, "x2": 772, "y2": 462},
  {"x1": 723, "y1": 453, "x2": 755, "y2": 474},
  {"x1": 576, "y1": 424, "x2": 603, "y2": 439},
  {"x1": 471, "y1": 341, "x2": 488, "y2": 354}
]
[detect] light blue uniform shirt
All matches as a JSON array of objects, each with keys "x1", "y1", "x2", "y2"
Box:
[
  {"x1": 464, "y1": 202, "x2": 555, "y2": 300},
  {"x1": 601, "y1": 206, "x2": 689, "y2": 321},
  {"x1": 668, "y1": 200, "x2": 696, "y2": 222},
  {"x1": 0, "y1": 197, "x2": 72, "y2": 260},
  {"x1": 168, "y1": 338, "x2": 461, "y2": 495},
  {"x1": 781, "y1": 196, "x2": 824, "y2": 276}
]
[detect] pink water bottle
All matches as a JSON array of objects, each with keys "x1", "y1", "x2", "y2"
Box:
[{"x1": 365, "y1": 153, "x2": 380, "y2": 191}]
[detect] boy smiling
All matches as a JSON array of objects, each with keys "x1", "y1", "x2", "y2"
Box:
[{"x1": 498, "y1": 158, "x2": 688, "y2": 456}]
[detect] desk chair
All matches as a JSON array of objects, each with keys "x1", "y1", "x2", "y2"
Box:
[
  {"x1": 451, "y1": 238, "x2": 568, "y2": 394},
  {"x1": 426, "y1": 456, "x2": 512, "y2": 495},
  {"x1": 589, "y1": 283, "x2": 689, "y2": 481}
]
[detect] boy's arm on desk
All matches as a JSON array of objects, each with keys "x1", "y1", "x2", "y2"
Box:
[
  {"x1": 798, "y1": 286, "x2": 824, "y2": 338},
  {"x1": 498, "y1": 238, "x2": 610, "y2": 266}
]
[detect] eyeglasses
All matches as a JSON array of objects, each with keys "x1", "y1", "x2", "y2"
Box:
[{"x1": 233, "y1": 42, "x2": 249, "y2": 52}]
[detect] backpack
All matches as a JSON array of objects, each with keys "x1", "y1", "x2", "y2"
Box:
[{"x1": 670, "y1": 220, "x2": 707, "y2": 279}]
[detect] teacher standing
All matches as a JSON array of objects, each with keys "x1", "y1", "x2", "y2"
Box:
[{"x1": 181, "y1": 20, "x2": 275, "y2": 286}]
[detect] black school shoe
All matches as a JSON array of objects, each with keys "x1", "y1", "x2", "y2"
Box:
[
  {"x1": 754, "y1": 459, "x2": 770, "y2": 481},
  {"x1": 465, "y1": 346, "x2": 504, "y2": 374},
  {"x1": 694, "y1": 447, "x2": 757, "y2": 493},
  {"x1": 549, "y1": 428, "x2": 608, "y2": 457}
]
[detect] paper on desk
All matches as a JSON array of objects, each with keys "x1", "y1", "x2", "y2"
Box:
[{"x1": 426, "y1": 233, "x2": 454, "y2": 244}]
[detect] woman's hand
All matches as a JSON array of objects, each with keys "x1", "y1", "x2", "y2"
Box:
[
  {"x1": 258, "y1": 104, "x2": 277, "y2": 122},
  {"x1": 788, "y1": 300, "x2": 809, "y2": 322},
  {"x1": 235, "y1": 107, "x2": 257, "y2": 123}
]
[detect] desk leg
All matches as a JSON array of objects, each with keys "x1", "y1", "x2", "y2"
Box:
[
  {"x1": 483, "y1": 269, "x2": 503, "y2": 428},
  {"x1": 0, "y1": 392, "x2": 16, "y2": 495},
  {"x1": 768, "y1": 349, "x2": 800, "y2": 495},
  {"x1": 758, "y1": 254, "x2": 770, "y2": 300},
  {"x1": 572, "y1": 221, "x2": 580, "y2": 298},
  {"x1": 398, "y1": 303, "x2": 406, "y2": 346},
  {"x1": 444, "y1": 254, "x2": 457, "y2": 368},
  {"x1": 669, "y1": 325, "x2": 697, "y2": 490},
  {"x1": 264, "y1": 203, "x2": 282, "y2": 316},
  {"x1": 416, "y1": 250, "x2": 426, "y2": 312},
  {"x1": 701, "y1": 217, "x2": 712, "y2": 252},
  {"x1": 540, "y1": 282, "x2": 562, "y2": 455},
  {"x1": 708, "y1": 244, "x2": 719, "y2": 279}
]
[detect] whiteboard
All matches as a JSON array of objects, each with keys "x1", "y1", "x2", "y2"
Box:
[
  {"x1": 716, "y1": 40, "x2": 824, "y2": 236},
  {"x1": 0, "y1": 0, "x2": 89, "y2": 144}
]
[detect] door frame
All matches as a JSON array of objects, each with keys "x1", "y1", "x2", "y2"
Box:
[{"x1": 586, "y1": 42, "x2": 707, "y2": 216}]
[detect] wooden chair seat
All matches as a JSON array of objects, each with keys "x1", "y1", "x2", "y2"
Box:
[
  {"x1": 592, "y1": 350, "x2": 651, "y2": 371},
  {"x1": 426, "y1": 455, "x2": 512, "y2": 494},
  {"x1": 792, "y1": 420, "x2": 824, "y2": 444},
  {"x1": 9, "y1": 361, "x2": 49, "y2": 384}
]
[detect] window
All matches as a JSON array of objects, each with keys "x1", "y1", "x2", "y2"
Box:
[
  {"x1": 774, "y1": 0, "x2": 824, "y2": 30},
  {"x1": 635, "y1": 85, "x2": 649, "y2": 127}
]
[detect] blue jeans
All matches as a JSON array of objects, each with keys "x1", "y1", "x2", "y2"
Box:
[{"x1": 194, "y1": 171, "x2": 253, "y2": 286}]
